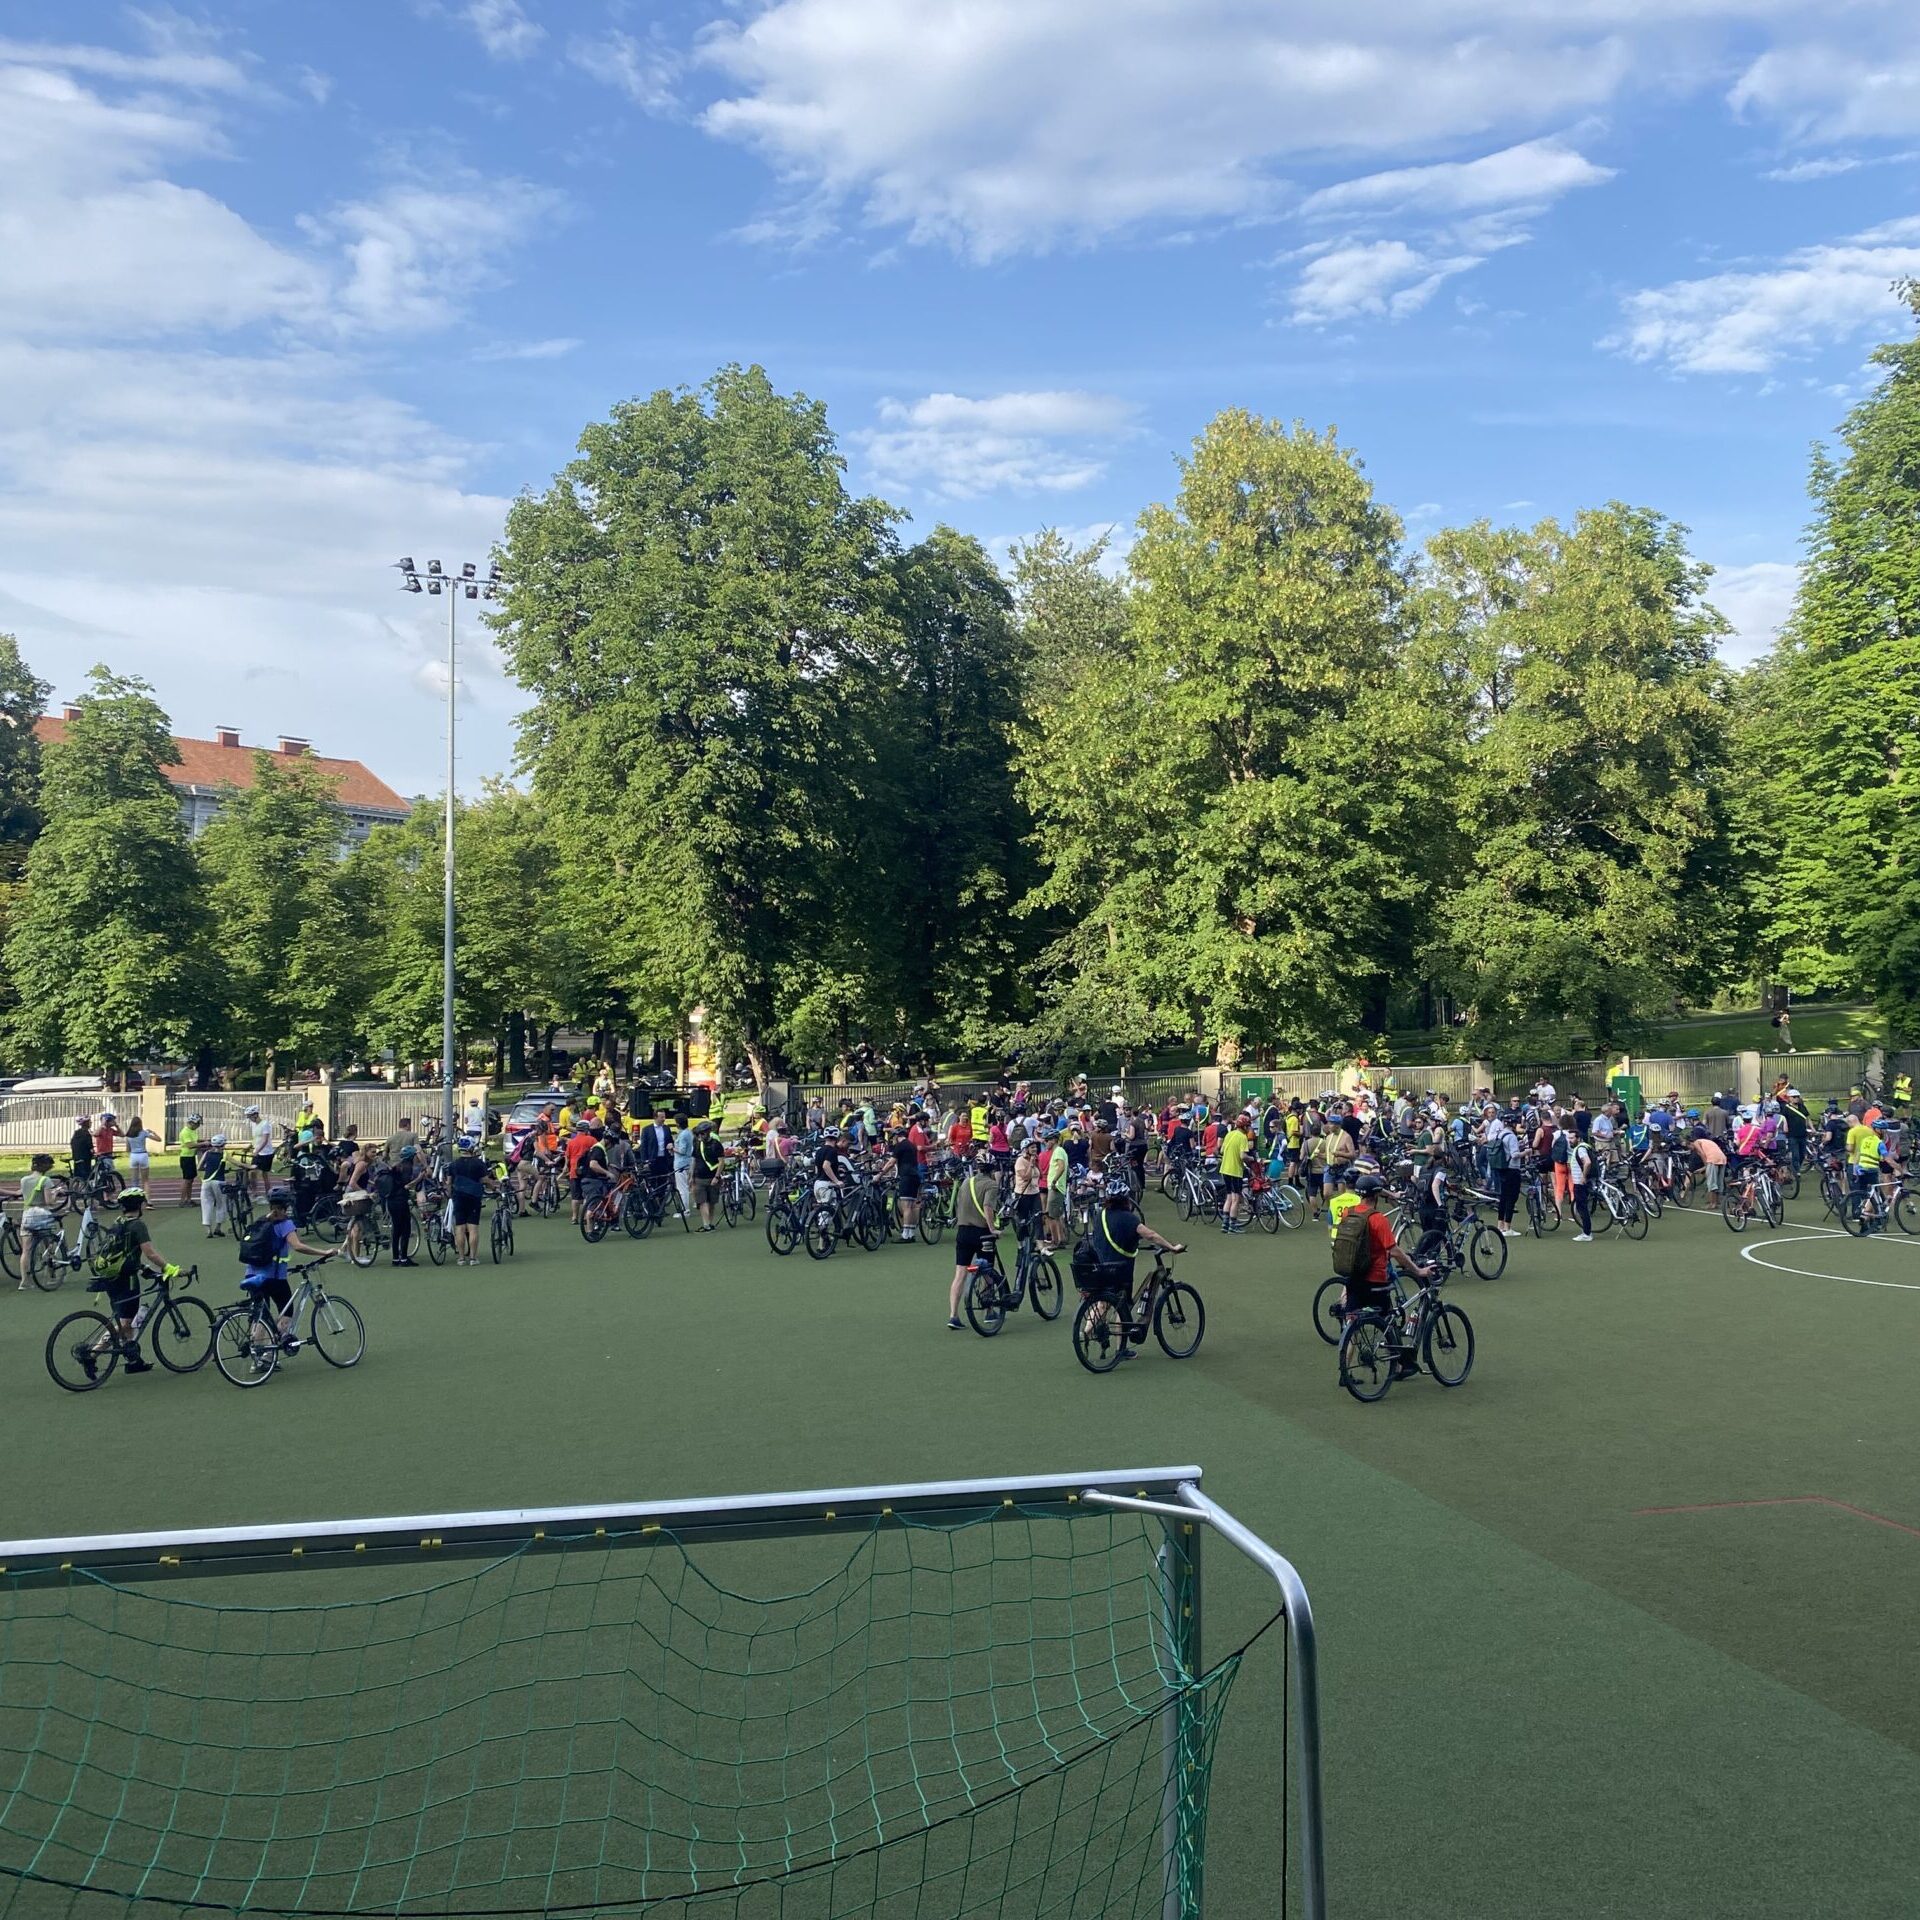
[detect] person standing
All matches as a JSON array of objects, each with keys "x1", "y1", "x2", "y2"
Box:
[
  {"x1": 176, "y1": 1112, "x2": 202, "y2": 1206},
  {"x1": 689, "y1": 1119, "x2": 724, "y2": 1231},
  {"x1": 1217, "y1": 1114, "x2": 1252, "y2": 1233},
  {"x1": 124, "y1": 1114, "x2": 152, "y2": 1192},
  {"x1": 891, "y1": 1126, "x2": 924, "y2": 1242},
  {"x1": 948, "y1": 1151, "x2": 1000, "y2": 1331},
  {"x1": 199, "y1": 1134, "x2": 231, "y2": 1236},
  {"x1": 1780, "y1": 1085, "x2": 1811, "y2": 1173},
  {"x1": 1568, "y1": 1131, "x2": 1595, "y2": 1241},
  {"x1": 673, "y1": 1115, "x2": 696, "y2": 1217},
  {"x1": 385, "y1": 1144, "x2": 419, "y2": 1266},
  {"x1": 68, "y1": 1113, "x2": 94, "y2": 1181},
  {"x1": 246, "y1": 1105, "x2": 275, "y2": 1193}
]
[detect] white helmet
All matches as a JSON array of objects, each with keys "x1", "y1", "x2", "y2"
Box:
[
  {"x1": 243, "y1": 1104, "x2": 261, "y2": 1118},
  {"x1": 1111, "y1": 1085, "x2": 1124, "y2": 1098},
  {"x1": 211, "y1": 1133, "x2": 227, "y2": 1147},
  {"x1": 1737, "y1": 1103, "x2": 1756, "y2": 1122}
]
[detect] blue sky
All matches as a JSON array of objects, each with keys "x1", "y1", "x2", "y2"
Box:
[{"x1": 3, "y1": 1, "x2": 1918, "y2": 797}]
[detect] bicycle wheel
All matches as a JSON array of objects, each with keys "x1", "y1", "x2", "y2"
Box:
[
  {"x1": 1153, "y1": 1281, "x2": 1206, "y2": 1359},
  {"x1": 580, "y1": 1206, "x2": 610, "y2": 1245},
  {"x1": 1027, "y1": 1254, "x2": 1062, "y2": 1321},
  {"x1": 305, "y1": 1201, "x2": 345, "y2": 1245},
  {"x1": 1313, "y1": 1277, "x2": 1347, "y2": 1346},
  {"x1": 1177, "y1": 1181, "x2": 1200, "y2": 1222},
  {"x1": 1338, "y1": 1311, "x2": 1396, "y2": 1403},
  {"x1": 621, "y1": 1192, "x2": 650, "y2": 1239},
  {"x1": 423, "y1": 1215, "x2": 450, "y2": 1263},
  {"x1": 964, "y1": 1270, "x2": 1007, "y2": 1336},
  {"x1": 1423, "y1": 1303, "x2": 1475, "y2": 1388},
  {"x1": 1668, "y1": 1167, "x2": 1696, "y2": 1210},
  {"x1": 212, "y1": 1305, "x2": 278, "y2": 1387},
  {"x1": 150, "y1": 1295, "x2": 215, "y2": 1373},
  {"x1": 1895, "y1": 1190, "x2": 1920, "y2": 1236},
  {"x1": 309, "y1": 1292, "x2": 365, "y2": 1368},
  {"x1": 491, "y1": 1211, "x2": 509, "y2": 1262},
  {"x1": 1072, "y1": 1296, "x2": 1128, "y2": 1374},
  {"x1": 46, "y1": 1311, "x2": 117, "y2": 1392},
  {"x1": 27, "y1": 1233, "x2": 66, "y2": 1290},
  {"x1": 740, "y1": 1184, "x2": 758, "y2": 1222},
  {"x1": 1777, "y1": 1166, "x2": 1802, "y2": 1203},
  {"x1": 721, "y1": 1187, "x2": 741, "y2": 1229},
  {"x1": 918, "y1": 1195, "x2": 947, "y2": 1245},
  {"x1": 1840, "y1": 1191, "x2": 1876, "y2": 1237},
  {"x1": 1274, "y1": 1183, "x2": 1305, "y2": 1229},
  {"x1": 345, "y1": 1217, "x2": 381, "y2": 1268},
  {"x1": 1758, "y1": 1178, "x2": 1784, "y2": 1230},
  {"x1": 1634, "y1": 1179, "x2": 1663, "y2": 1221},
  {"x1": 804, "y1": 1209, "x2": 838, "y2": 1260},
  {"x1": 1467, "y1": 1224, "x2": 1507, "y2": 1280},
  {"x1": 1720, "y1": 1188, "x2": 1749, "y2": 1233},
  {"x1": 766, "y1": 1206, "x2": 800, "y2": 1256},
  {"x1": 95, "y1": 1165, "x2": 122, "y2": 1200},
  {"x1": 0, "y1": 1220, "x2": 16, "y2": 1282},
  {"x1": 43, "y1": 1176, "x2": 70, "y2": 1215},
  {"x1": 1619, "y1": 1195, "x2": 1648, "y2": 1240},
  {"x1": 531, "y1": 1179, "x2": 558, "y2": 1218},
  {"x1": 856, "y1": 1203, "x2": 886, "y2": 1253}
]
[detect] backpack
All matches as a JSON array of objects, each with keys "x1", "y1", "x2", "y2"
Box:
[
  {"x1": 1330, "y1": 1206, "x2": 1373, "y2": 1281},
  {"x1": 85, "y1": 1220, "x2": 141, "y2": 1289},
  {"x1": 237, "y1": 1216, "x2": 280, "y2": 1269}
]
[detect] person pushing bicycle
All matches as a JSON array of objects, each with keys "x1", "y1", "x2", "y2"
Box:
[
  {"x1": 79, "y1": 1187, "x2": 176, "y2": 1381},
  {"x1": 238, "y1": 1186, "x2": 339, "y2": 1358},
  {"x1": 1077, "y1": 1179, "x2": 1185, "y2": 1363}
]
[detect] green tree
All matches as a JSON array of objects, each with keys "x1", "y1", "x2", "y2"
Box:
[
  {"x1": 1421, "y1": 505, "x2": 1737, "y2": 1054},
  {"x1": 4, "y1": 668, "x2": 209, "y2": 1075},
  {"x1": 196, "y1": 752, "x2": 369, "y2": 1084},
  {"x1": 1015, "y1": 417, "x2": 1449, "y2": 1065},
  {"x1": 1742, "y1": 282, "x2": 1920, "y2": 999},
  {"x1": 0, "y1": 634, "x2": 51, "y2": 1027},
  {"x1": 495, "y1": 365, "x2": 900, "y2": 1089}
]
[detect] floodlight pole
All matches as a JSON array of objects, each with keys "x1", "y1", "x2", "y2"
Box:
[{"x1": 393, "y1": 557, "x2": 500, "y2": 1151}]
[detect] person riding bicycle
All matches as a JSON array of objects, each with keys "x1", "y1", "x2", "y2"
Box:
[
  {"x1": 238, "y1": 1187, "x2": 339, "y2": 1358},
  {"x1": 948, "y1": 1149, "x2": 1002, "y2": 1332},
  {"x1": 1078, "y1": 1178, "x2": 1185, "y2": 1362},
  {"x1": 80, "y1": 1187, "x2": 173, "y2": 1380}
]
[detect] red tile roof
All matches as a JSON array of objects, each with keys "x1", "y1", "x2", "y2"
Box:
[{"x1": 33, "y1": 719, "x2": 412, "y2": 815}]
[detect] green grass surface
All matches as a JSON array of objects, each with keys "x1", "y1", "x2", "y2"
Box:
[{"x1": 6, "y1": 1189, "x2": 1920, "y2": 1917}]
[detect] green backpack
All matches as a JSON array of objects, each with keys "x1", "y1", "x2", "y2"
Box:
[{"x1": 1330, "y1": 1206, "x2": 1373, "y2": 1281}]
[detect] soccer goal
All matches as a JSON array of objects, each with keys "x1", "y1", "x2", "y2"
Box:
[{"x1": 0, "y1": 1468, "x2": 1323, "y2": 1919}]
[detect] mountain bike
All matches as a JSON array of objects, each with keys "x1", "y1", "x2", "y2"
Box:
[
  {"x1": 627, "y1": 1171, "x2": 692, "y2": 1239},
  {"x1": 489, "y1": 1185, "x2": 516, "y2": 1262},
  {"x1": 1337, "y1": 1265, "x2": 1474, "y2": 1403},
  {"x1": 1071, "y1": 1249, "x2": 1203, "y2": 1374},
  {"x1": 962, "y1": 1224, "x2": 1064, "y2": 1335},
  {"x1": 579, "y1": 1173, "x2": 645, "y2": 1243},
  {"x1": 211, "y1": 1259, "x2": 364, "y2": 1387},
  {"x1": 1720, "y1": 1160, "x2": 1783, "y2": 1233},
  {"x1": 45, "y1": 1264, "x2": 215, "y2": 1392},
  {"x1": 764, "y1": 1173, "x2": 809, "y2": 1255}
]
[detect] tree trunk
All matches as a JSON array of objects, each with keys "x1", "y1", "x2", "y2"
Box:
[
  {"x1": 743, "y1": 1037, "x2": 770, "y2": 1095},
  {"x1": 508, "y1": 1011, "x2": 527, "y2": 1080},
  {"x1": 264, "y1": 1052, "x2": 279, "y2": 1093}
]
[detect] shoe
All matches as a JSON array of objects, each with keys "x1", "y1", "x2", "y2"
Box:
[
  {"x1": 947, "y1": 1317, "x2": 964, "y2": 1331},
  {"x1": 1114, "y1": 1347, "x2": 1136, "y2": 1362},
  {"x1": 392, "y1": 1256, "x2": 418, "y2": 1268},
  {"x1": 1500, "y1": 1228, "x2": 1520, "y2": 1238},
  {"x1": 1572, "y1": 1233, "x2": 1593, "y2": 1243},
  {"x1": 282, "y1": 1338, "x2": 302, "y2": 1355},
  {"x1": 123, "y1": 1355, "x2": 152, "y2": 1375},
  {"x1": 77, "y1": 1348, "x2": 98, "y2": 1382}
]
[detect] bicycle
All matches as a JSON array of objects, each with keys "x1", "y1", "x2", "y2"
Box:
[
  {"x1": 580, "y1": 1172, "x2": 646, "y2": 1243},
  {"x1": 962, "y1": 1224, "x2": 1064, "y2": 1335},
  {"x1": 211, "y1": 1259, "x2": 365, "y2": 1387},
  {"x1": 45, "y1": 1264, "x2": 216, "y2": 1392},
  {"x1": 1248, "y1": 1164, "x2": 1306, "y2": 1232},
  {"x1": 1522, "y1": 1165, "x2": 1562, "y2": 1236},
  {"x1": 1840, "y1": 1176, "x2": 1915, "y2": 1236},
  {"x1": 1720, "y1": 1160, "x2": 1784, "y2": 1233},
  {"x1": 489, "y1": 1184, "x2": 517, "y2": 1262},
  {"x1": 1071, "y1": 1249, "x2": 1204, "y2": 1374},
  {"x1": 718, "y1": 1153, "x2": 759, "y2": 1227},
  {"x1": 1337, "y1": 1263, "x2": 1474, "y2": 1403}
]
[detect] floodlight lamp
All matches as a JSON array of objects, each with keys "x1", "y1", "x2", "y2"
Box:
[
  {"x1": 465, "y1": 584, "x2": 478, "y2": 599},
  {"x1": 428, "y1": 578, "x2": 442, "y2": 594},
  {"x1": 396, "y1": 556, "x2": 416, "y2": 574},
  {"x1": 405, "y1": 576, "x2": 424, "y2": 594},
  {"x1": 427, "y1": 559, "x2": 443, "y2": 576},
  {"x1": 461, "y1": 562, "x2": 476, "y2": 580}
]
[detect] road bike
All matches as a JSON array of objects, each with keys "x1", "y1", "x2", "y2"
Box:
[
  {"x1": 211, "y1": 1258, "x2": 364, "y2": 1387},
  {"x1": 1337, "y1": 1264, "x2": 1474, "y2": 1403},
  {"x1": 1840, "y1": 1177, "x2": 1916, "y2": 1236},
  {"x1": 962, "y1": 1224, "x2": 1064, "y2": 1335},
  {"x1": 45, "y1": 1264, "x2": 215, "y2": 1392},
  {"x1": 1071, "y1": 1249, "x2": 1203, "y2": 1374}
]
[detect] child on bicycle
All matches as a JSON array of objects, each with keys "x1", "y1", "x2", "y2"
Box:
[{"x1": 239, "y1": 1186, "x2": 339, "y2": 1356}]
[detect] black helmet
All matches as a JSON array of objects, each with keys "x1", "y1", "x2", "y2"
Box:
[
  {"x1": 267, "y1": 1185, "x2": 292, "y2": 1208},
  {"x1": 1354, "y1": 1173, "x2": 1385, "y2": 1196}
]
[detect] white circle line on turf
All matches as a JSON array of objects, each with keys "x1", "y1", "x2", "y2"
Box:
[{"x1": 1738, "y1": 1237, "x2": 1920, "y2": 1291}]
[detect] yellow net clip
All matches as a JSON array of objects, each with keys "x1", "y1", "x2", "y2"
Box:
[
  {"x1": 594, "y1": 1527, "x2": 606, "y2": 1538},
  {"x1": 420, "y1": 1536, "x2": 442, "y2": 1550},
  {"x1": 354, "y1": 1542, "x2": 366, "y2": 1553},
  {"x1": 1002, "y1": 1498, "x2": 1014, "y2": 1509},
  {"x1": 533, "y1": 1530, "x2": 545, "y2": 1541},
  {"x1": 641, "y1": 1524, "x2": 660, "y2": 1535},
  {"x1": 290, "y1": 1546, "x2": 304, "y2": 1558},
  {"x1": 823, "y1": 1509, "x2": 837, "y2": 1522}
]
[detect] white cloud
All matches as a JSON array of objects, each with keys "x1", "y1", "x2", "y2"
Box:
[
  {"x1": 698, "y1": 0, "x2": 1636, "y2": 259},
  {"x1": 1302, "y1": 139, "x2": 1613, "y2": 217},
  {"x1": 1606, "y1": 215, "x2": 1920, "y2": 373},
  {"x1": 0, "y1": 33, "x2": 247, "y2": 91},
  {"x1": 1289, "y1": 238, "x2": 1486, "y2": 324},
  {"x1": 1711, "y1": 560, "x2": 1801, "y2": 664},
  {"x1": 473, "y1": 336, "x2": 581, "y2": 361},
  {"x1": 455, "y1": 0, "x2": 544, "y2": 61},
  {"x1": 306, "y1": 176, "x2": 564, "y2": 333},
  {"x1": 856, "y1": 390, "x2": 1140, "y2": 497},
  {"x1": 1731, "y1": 44, "x2": 1920, "y2": 141},
  {"x1": 569, "y1": 29, "x2": 680, "y2": 111},
  {"x1": 1765, "y1": 148, "x2": 1919, "y2": 181}
]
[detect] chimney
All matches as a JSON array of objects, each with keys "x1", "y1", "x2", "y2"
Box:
[
  {"x1": 278, "y1": 736, "x2": 310, "y2": 756},
  {"x1": 62, "y1": 703, "x2": 81, "y2": 722},
  {"x1": 215, "y1": 726, "x2": 241, "y2": 750}
]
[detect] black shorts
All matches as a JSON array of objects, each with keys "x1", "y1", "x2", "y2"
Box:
[
  {"x1": 1014, "y1": 1193, "x2": 1040, "y2": 1225},
  {"x1": 1221, "y1": 1174, "x2": 1244, "y2": 1194},
  {"x1": 1344, "y1": 1276, "x2": 1392, "y2": 1316},
  {"x1": 245, "y1": 1275, "x2": 292, "y2": 1312},
  {"x1": 895, "y1": 1170, "x2": 921, "y2": 1198},
  {"x1": 451, "y1": 1195, "x2": 483, "y2": 1227},
  {"x1": 954, "y1": 1224, "x2": 992, "y2": 1267},
  {"x1": 253, "y1": 1152, "x2": 275, "y2": 1175}
]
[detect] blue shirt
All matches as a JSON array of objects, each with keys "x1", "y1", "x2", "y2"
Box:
[
  {"x1": 243, "y1": 1218, "x2": 296, "y2": 1285},
  {"x1": 673, "y1": 1128, "x2": 695, "y2": 1171}
]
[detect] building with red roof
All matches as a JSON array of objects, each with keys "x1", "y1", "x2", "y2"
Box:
[{"x1": 33, "y1": 711, "x2": 413, "y2": 850}]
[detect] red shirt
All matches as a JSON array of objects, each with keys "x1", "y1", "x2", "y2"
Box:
[
  {"x1": 93, "y1": 1121, "x2": 120, "y2": 1155},
  {"x1": 909, "y1": 1123, "x2": 931, "y2": 1168},
  {"x1": 565, "y1": 1131, "x2": 596, "y2": 1177},
  {"x1": 1362, "y1": 1208, "x2": 1398, "y2": 1285},
  {"x1": 947, "y1": 1122, "x2": 972, "y2": 1154}
]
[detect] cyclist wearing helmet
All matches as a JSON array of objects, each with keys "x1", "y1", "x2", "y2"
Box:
[
  {"x1": 177, "y1": 1112, "x2": 203, "y2": 1205},
  {"x1": 1341, "y1": 1173, "x2": 1432, "y2": 1333},
  {"x1": 447, "y1": 1134, "x2": 495, "y2": 1266},
  {"x1": 948, "y1": 1148, "x2": 1002, "y2": 1331},
  {"x1": 80, "y1": 1187, "x2": 173, "y2": 1379},
  {"x1": 1081, "y1": 1178, "x2": 1184, "y2": 1360},
  {"x1": 239, "y1": 1187, "x2": 339, "y2": 1357}
]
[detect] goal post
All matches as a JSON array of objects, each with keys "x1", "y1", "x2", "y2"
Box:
[{"x1": 0, "y1": 1467, "x2": 1324, "y2": 1920}]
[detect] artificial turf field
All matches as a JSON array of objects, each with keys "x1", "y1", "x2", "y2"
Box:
[{"x1": 5, "y1": 1188, "x2": 1920, "y2": 1919}]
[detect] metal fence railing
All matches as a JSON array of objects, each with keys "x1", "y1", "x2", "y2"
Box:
[
  {"x1": 334, "y1": 1087, "x2": 416, "y2": 1141},
  {"x1": 1503, "y1": 1061, "x2": 1613, "y2": 1105},
  {"x1": 1761, "y1": 1050, "x2": 1864, "y2": 1101},
  {"x1": 1629, "y1": 1056, "x2": 1740, "y2": 1104},
  {"x1": 164, "y1": 1091, "x2": 304, "y2": 1147},
  {"x1": 0, "y1": 1092, "x2": 100, "y2": 1150}
]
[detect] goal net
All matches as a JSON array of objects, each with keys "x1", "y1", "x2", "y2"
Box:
[{"x1": 0, "y1": 1471, "x2": 1319, "y2": 1919}]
